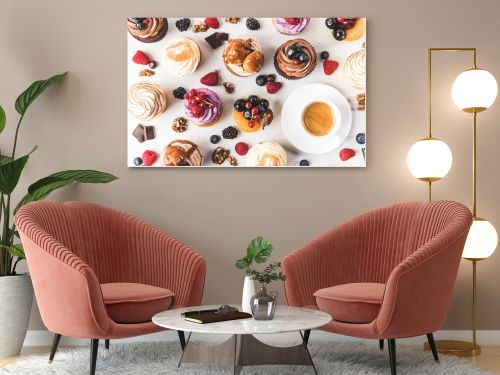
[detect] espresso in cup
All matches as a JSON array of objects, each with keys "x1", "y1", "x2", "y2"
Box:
[{"x1": 302, "y1": 101, "x2": 335, "y2": 136}]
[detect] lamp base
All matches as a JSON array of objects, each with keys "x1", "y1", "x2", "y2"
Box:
[{"x1": 424, "y1": 340, "x2": 481, "y2": 357}]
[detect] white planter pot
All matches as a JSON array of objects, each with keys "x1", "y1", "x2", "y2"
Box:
[
  {"x1": 0, "y1": 274, "x2": 33, "y2": 358},
  {"x1": 241, "y1": 276, "x2": 255, "y2": 313}
]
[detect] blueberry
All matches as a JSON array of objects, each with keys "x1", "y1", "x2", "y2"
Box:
[
  {"x1": 210, "y1": 135, "x2": 221, "y2": 144},
  {"x1": 136, "y1": 23, "x2": 146, "y2": 30},
  {"x1": 259, "y1": 99, "x2": 269, "y2": 109},
  {"x1": 320, "y1": 51, "x2": 329, "y2": 60},
  {"x1": 133, "y1": 157, "x2": 143, "y2": 166},
  {"x1": 299, "y1": 159, "x2": 310, "y2": 166},
  {"x1": 234, "y1": 99, "x2": 246, "y2": 111},
  {"x1": 243, "y1": 110, "x2": 252, "y2": 120},
  {"x1": 333, "y1": 28, "x2": 346, "y2": 41},
  {"x1": 256, "y1": 75, "x2": 267, "y2": 86},
  {"x1": 148, "y1": 61, "x2": 157, "y2": 69},
  {"x1": 266, "y1": 74, "x2": 276, "y2": 82},
  {"x1": 248, "y1": 95, "x2": 259, "y2": 106},
  {"x1": 290, "y1": 44, "x2": 301, "y2": 53},
  {"x1": 286, "y1": 47, "x2": 300, "y2": 60},
  {"x1": 298, "y1": 53, "x2": 310, "y2": 63},
  {"x1": 356, "y1": 132, "x2": 365, "y2": 144},
  {"x1": 325, "y1": 18, "x2": 336, "y2": 29},
  {"x1": 257, "y1": 105, "x2": 267, "y2": 115}
]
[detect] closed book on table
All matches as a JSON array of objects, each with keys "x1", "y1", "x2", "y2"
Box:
[{"x1": 183, "y1": 311, "x2": 252, "y2": 324}]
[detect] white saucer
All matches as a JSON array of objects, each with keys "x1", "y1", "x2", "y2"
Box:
[{"x1": 281, "y1": 83, "x2": 352, "y2": 154}]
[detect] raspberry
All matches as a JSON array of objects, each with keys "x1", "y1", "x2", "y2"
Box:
[
  {"x1": 285, "y1": 18, "x2": 300, "y2": 25},
  {"x1": 339, "y1": 148, "x2": 355, "y2": 161},
  {"x1": 235, "y1": 142, "x2": 249, "y2": 156},
  {"x1": 142, "y1": 150, "x2": 158, "y2": 166},
  {"x1": 266, "y1": 81, "x2": 283, "y2": 94},
  {"x1": 200, "y1": 71, "x2": 219, "y2": 86},
  {"x1": 132, "y1": 50, "x2": 151, "y2": 65},
  {"x1": 204, "y1": 18, "x2": 220, "y2": 29},
  {"x1": 323, "y1": 59, "x2": 339, "y2": 75}
]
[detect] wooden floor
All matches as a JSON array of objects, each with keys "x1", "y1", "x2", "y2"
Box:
[{"x1": 1, "y1": 345, "x2": 500, "y2": 372}]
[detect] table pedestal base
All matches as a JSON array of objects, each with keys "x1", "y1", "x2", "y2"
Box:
[{"x1": 178, "y1": 332, "x2": 317, "y2": 374}]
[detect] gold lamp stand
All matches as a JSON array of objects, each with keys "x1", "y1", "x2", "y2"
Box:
[{"x1": 423, "y1": 48, "x2": 482, "y2": 357}]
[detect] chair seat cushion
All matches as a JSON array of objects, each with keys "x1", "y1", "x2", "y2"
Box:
[
  {"x1": 101, "y1": 283, "x2": 174, "y2": 324},
  {"x1": 313, "y1": 283, "x2": 385, "y2": 324}
]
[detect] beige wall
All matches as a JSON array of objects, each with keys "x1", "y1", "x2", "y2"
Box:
[{"x1": 1, "y1": 0, "x2": 499, "y2": 331}]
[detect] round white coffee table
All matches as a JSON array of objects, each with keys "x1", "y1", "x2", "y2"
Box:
[{"x1": 153, "y1": 305, "x2": 332, "y2": 374}]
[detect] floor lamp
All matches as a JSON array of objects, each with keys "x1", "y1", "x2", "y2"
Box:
[{"x1": 407, "y1": 48, "x2": 498, "y2": 357}]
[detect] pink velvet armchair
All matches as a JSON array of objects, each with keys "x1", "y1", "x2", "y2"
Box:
[
  {"x1": 16, "y1": 201, "x2": 206, "y2": 375},
  {"x1": 283, "y1": 200, "x2": 472, "y2": 375}
]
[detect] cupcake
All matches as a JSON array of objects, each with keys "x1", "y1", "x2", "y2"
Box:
[
  {"x1": 233, "y1": 95, "x2": 273, "y2": 133},
  {"x1": 274, "y1": 39, "x2": 317, "y2": 80},
  {"x1": 344, "y1": 48, "x2": 366, "y2": 90},
  {"x1": 127, "y1": 18, "x2": 168, "y2": 43},
  {"x1": 164, "y1": 38, "x2": 201, "y2": 76},
  {"x1": 272, "y1": 18, "x2": 310, "y2": 35},
  {"x1": 162, "y1": 140, "x2": 203, "y2": 167},
  {"x1": 247, "y1": 141, "x2": 287, "y2": 167},
  {"x1": 128, "y1": 82, "x2": 168, "y2": 120},
  {"x1": 223, "y1": 38, "x2": 264, "y2": 77},
  {"x1": 184, "y1": 88, "x2": 223, "y2": 127}
]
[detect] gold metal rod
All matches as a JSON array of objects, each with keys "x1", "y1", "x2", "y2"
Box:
[
  {"x1": 428, "y1": 180, "x2": 432, "y2": 202},
  {"x1": 472, "y1": 111, "x2": 477, "y2": 217},
  {"x1": 428, "y1": 49, "x2": 432, "y2": 138},
  {"x1": 472, "y1": 260, "x2": 478, "y2": 349}
]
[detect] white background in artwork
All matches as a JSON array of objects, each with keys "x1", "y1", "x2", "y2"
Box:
[{"x1": 127, "y1": 17, "x2": 366, "y2": 167}]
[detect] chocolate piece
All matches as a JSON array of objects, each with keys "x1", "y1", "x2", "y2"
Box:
[
  {"x1": 223, "y1": 82, "x2": 235, "y2": 94},
  {"x1": 362, "y1": 147, "x2": 366, "y2": 160},
  {"x1": 261, "y1": 109, "x2": 274, "y2": 129},
  {"x1": 144, "y1": 125, "x2": 155, "y2": 140},
  {"x1": 132, "y1": 124, "x2": 145, "y2": 143},
  {"x1": 205, "y1": 32, "x2": 229, "y2": 49}
]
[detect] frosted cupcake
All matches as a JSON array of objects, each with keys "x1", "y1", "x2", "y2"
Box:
[
  {"x1": 128, "y1": 82, "x2": 168, "y2": 120},
  {"x1": 183, "y1": 88, "x2": 223, "y2": 127},
  {"x1": 274, "y1": 39, "x2": 316, "y2": 80},
  {"x1": 162, "y1": 140, "x2": 203, "y2": 167},
  {"x1": 272, "y1": 18, "x2": 310, "y2": 35},
  {"x1": 223, "y1": 38, "x2": 264, "y2": 77},
  {"x1": 127, "y1": 18, "x2": 168, "y2": 43},
  {"x1": 247, "y1": 141, "x2": 287, "y2": 167},
  {"x1": 344, "y1": 48, "x2": 366, "y2": 90},
  {"x1": 164, "y1": 38, "x2": 201, "y2": 76}
]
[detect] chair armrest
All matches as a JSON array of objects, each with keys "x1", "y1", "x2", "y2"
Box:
[
  {"x1": 283, "y1": 220, "x2": 358, "y2": 307},
  {"x1": 375, "y1": 228, "x2": 470, "y2": 338},
  {"x1": 125, "y1": 219, "x2": 206, "y2": 307},
  {"x1": 17, "y1": 230, "x2": 111, "y2": 339}
]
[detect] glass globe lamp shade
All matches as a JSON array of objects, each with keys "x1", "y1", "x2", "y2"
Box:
[
  {"x1": 452, "y1": 69, "x2": 498, "y2": 112},
  {"x1": 462, "y1": 218, "x2": 498, "y2": 259},
  {"x1": 407, "y1": 138, "x2": 453, "y2": 181}
]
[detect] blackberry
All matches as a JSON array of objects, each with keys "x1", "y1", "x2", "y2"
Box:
[
  {"x1": 246, "y1": 18, "x2": 260, "y2": 30},
  {"x1": 173, "y1": 87, "x2": 187, "y2": 100},
  {"x1": 176, "y1": 18, "x2": 191, "y2": 32},
  {"x1": 222, "y1": 126, "x2": 238, "y2": 139}
]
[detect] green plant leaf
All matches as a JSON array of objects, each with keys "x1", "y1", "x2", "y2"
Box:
[
  {"x1": 14, "y1": 169, "x2": 117, "y2": 214},
  {"x1": 0, "y1": 155, "x2": 13, "y2": 165},
  {"x1": 0, "y1": 244, "x2": 24, "y2": 259},
  {"x1": 0, "y1": 105, "x2": 5, "y2": 134},
  {"x1": 15, "y1": 72, "x2": 67, "y2": 115},
  {"x1": 246, "y1": 237, "x2": 273, "y2": 264},
  {"x1": 235, "y1": 258, "x2": 250, "y2": 269},
  {"x1": 0, "y1": 147, "x2": 37, "y2": 194}
]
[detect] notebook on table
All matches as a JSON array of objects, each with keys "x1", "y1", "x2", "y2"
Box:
[{"x1": 182, "y1": 309, "x2": 252, "y2": 324}]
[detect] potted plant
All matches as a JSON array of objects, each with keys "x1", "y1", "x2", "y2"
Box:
[
  {"x1": 235, "y1": 237, "x2": 286, "y2": 317},
  {"x1": 248, "y1": 261, "x2": 286, "y2": 320},
  {"x1": 0, "y1": 72, "x2": 117, "y2": 358}
]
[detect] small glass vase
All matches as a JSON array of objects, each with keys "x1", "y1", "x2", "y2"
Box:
[{"x1": 250, "y1": 285, "x2": 278, "y2": 320}]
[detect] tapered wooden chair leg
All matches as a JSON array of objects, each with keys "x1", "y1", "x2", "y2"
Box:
[
  {"x1": 90, "y1": 339, "x2": 99, "y2": 375},
  {"x1": 178, "y1": 330, "x2": 186, "y2": 350},
  {"x1": 48, "y1": 333, "x2": 62, "y2": 363},
  {"x1": 388, "y1": 339, "x2": 396, "y2": 375},
  {"x1": 379, "y1": 339, "x2": 384, "y2": 350},
  {"x1": 426, "y1": 333, "x2": 439, "y2": 362},
  {"x1": 105, "y1": 339, "x2": 109, "y2": 350}
]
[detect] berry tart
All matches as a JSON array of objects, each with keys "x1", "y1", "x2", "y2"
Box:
[
  {"x1": 128, "y1": 82, "x2": 168, "y2": 120},
  {"x1": 344, "y1": 48, "x2": 366, "y2": 90},
  {"x1": 127, "y1": 18, "x2": 168, "y2": 43},
  {"x1": 233, "y1": 95, "x2": 274, "y2": 133},
  {"x1": 183, "y1": 88, "x2": 223, "y2": 127},
  {"x1": 246, "y1": 141, "x2": 287, "y2": 167},
  {"x1": 164, "y1": 38, "x2": 201, "y2": 76},
  {"x1": 274, "y1": 39, "x2": 317, "y2": 80},
  {"x1": 223, "y1": 38, "x2": 264, "y2": 77},
  {"x1": 162, "y1": 140, "x2": 203, "y2": 166},
  {"x1": 325, "y1": 18, "x2": 365, "y2": 42},
  {"x1": 272, "y1": 18, "x2": 310, "y2": 35}
]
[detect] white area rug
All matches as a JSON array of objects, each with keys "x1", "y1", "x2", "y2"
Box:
[{"x1": 0, "y1": 341, "x2": 494, "y2": 374}]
